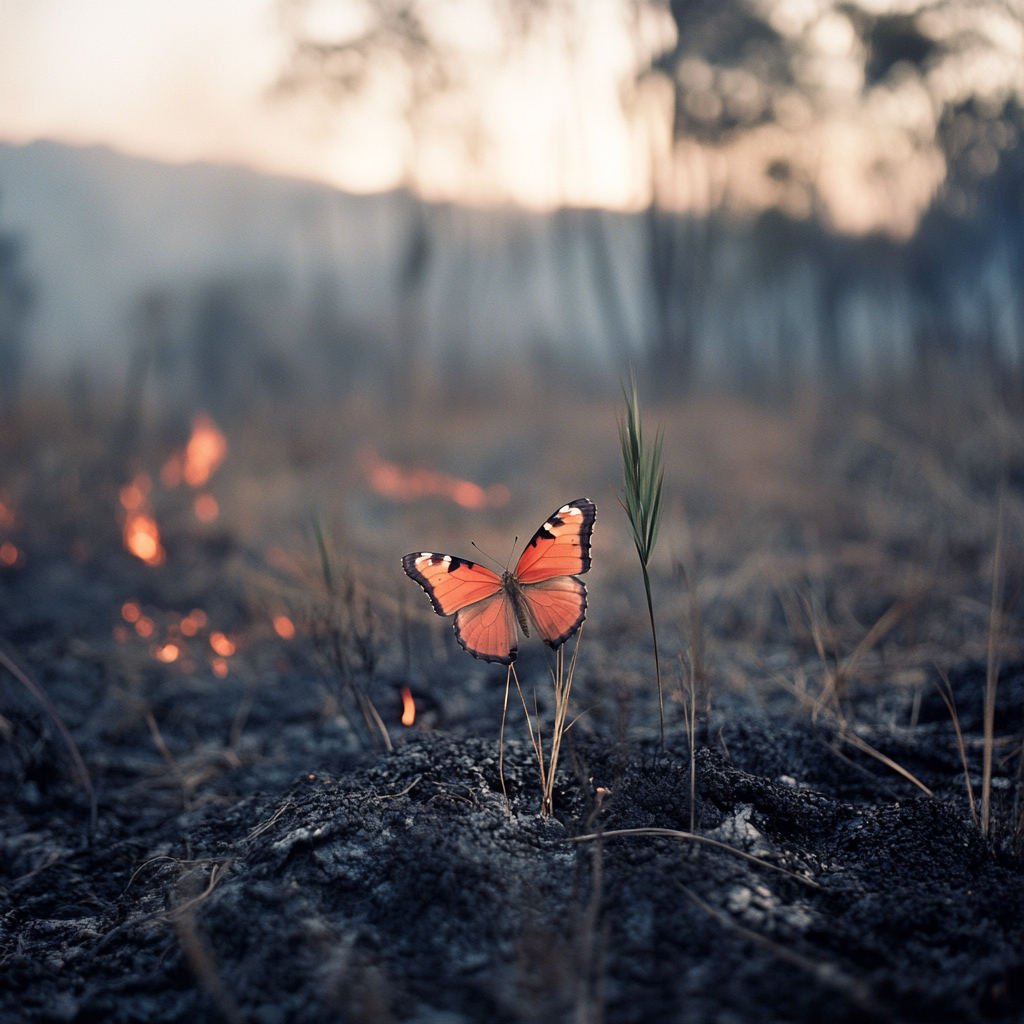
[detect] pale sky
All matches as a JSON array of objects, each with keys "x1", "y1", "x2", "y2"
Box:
[
  {"x1": 1, "y1": 0, "x2": 1021, "y2": 231},
  {"x1": 0, "y1": 0, "x2": 673, "y2": 210}
]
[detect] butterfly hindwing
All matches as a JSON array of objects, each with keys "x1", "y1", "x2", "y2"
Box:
[
  {"x1": 402, "y1": 552, "x2": 503, "y2": 615},
  {"x1": 520, "y1": 575, "x2": 587, "y2": 649},
  {"x1": 453, "y1": 591, "x2": 519, "y2": 665},
  {"x1": 513, "y1": 498, "x2": 596, "y2": 585}
]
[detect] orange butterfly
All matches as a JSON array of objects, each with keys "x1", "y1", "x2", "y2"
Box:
[{"x1": 402, "y1": 498, "x2": 596, "y2": 665}]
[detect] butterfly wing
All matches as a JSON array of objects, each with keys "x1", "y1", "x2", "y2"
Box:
[
  {"x1": 513, "y1": 499, "x2": 596, "y2": 584},
  {"x1": 453, "y1": 591, "x2": 519, "y2": 665},
  {"x1": 402, "y1": 553, "x2": 503, "y2": 614},
  {"x1": 520, "y1": 575, "x2": 587, "y2": 649}
]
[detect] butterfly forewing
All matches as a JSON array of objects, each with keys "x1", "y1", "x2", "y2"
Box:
[
  {"x1": 402, "y1": 498, "x2": 596, "y2": 664},
  {"x1": 401, "y1": 553, "x2": 503, "y2": 615},
  {"x1": 453, "y1": 591, "x2": 519, "y2": 664},
  {"x1": 521, "y1": 576, "x2": 587, "y2": 648},
  {"x1": 513, "y1": 498, "x2": 596, "y2": 585}
]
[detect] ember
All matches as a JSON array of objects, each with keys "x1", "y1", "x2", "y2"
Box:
[
  {"x1": 210, "y1": 632, "x2": 235, "y2": 657},
  {"x1": 121, "y1": 601, "x2": 141, "y2": 622},
  {"x1": 119, "y1": 474, "x2": 151, "y2": 512},
  {"x1": 184, "y1": 414, "x2": 227, "y2": 487},
  {"x1": 194, "y1": 493, "x2": 219, "y2": 522},
  {"x1": 155, "y1": 643, "x2": 179, "y2": 663},
  {"x1": 273, "y1": 615, "x2": 295, "y2": 639},
  {"x1": 358, "y1": 446, "x2": 510, "y2": 509},
  {"x1": 123, "y1": 511, "x2": 164, "y2": 566},
  {"x1": 401, "y1": 685, "x2": 416, "y2": 726}
]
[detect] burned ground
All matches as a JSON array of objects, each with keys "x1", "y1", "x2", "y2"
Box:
[{"x1": 3, "y1": 388, "x2": 1024, "y2": 1023}]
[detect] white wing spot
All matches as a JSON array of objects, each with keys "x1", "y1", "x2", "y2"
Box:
[
  {"x1": 558, "y1": 505, "x2": 571, "y2": 513},
  {"x1": 420, "y1": 552, "x2": 432, "y2": 559},
  {"x1": 442, "y1": 555, "x2": 452, "y2": 564}
]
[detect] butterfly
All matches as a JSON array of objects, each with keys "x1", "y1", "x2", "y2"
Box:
[{"x1": 402, "y1": 498, "x2": 596, "y2": 665}]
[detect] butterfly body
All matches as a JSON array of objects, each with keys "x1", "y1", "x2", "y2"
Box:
[{"x1": 402, "y1": 498, "x2": 596, "y2": 665}]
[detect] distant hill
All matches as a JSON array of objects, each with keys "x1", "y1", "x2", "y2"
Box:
[
  {"x1": 0, "y1": 139, "x2": 1021, "y2": 402},
  {"x1": 0, "y1": 141, "x2": 647, "y2": 393}
]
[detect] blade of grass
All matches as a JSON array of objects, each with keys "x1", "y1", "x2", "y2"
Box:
[
  {"x1": 982, "y1": 484, "x2": 1005, "y2": 837},
  {"x1": 617, "y1": 370, "x2": 666, "y2": 747},
  {"x1": 934, "y1": 666, "x2": 978, "y2": 828}
]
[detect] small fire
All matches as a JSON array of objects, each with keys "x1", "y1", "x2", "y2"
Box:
[
  {"x1": 358, "y1": 446, "x2": 510, "y2": 510},
  {"x1": 184, "y1": 414, "x2": 227, "y2": 488},
  {"x1": 401, "y1": 685, "x2": 416, "y2": 726},
  {"x1": 273, "y1": 615, "x2": 295, "y2": 639},
  {"x1": 0, "y1": 543, "x2": 18, "y2": 566},
  {"x1": 194, "y1": 493, "x2": 219, "y2": 522},
  {"x1": 124, "y1": 511, "x2": 165, "y2": 566},
  {"x1": 210, "y1": 631, "x2": 235, "y2": 657}
]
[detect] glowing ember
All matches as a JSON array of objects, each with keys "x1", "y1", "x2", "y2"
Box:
[
  {"x1": 358, "y1": 446, "x2": 510, "y2": 509},
  {"x1": 401, "y1": 685, "x2": 416, "y2": 726},
  {"x1": 0, "y1": 543, "x2": 18, "y2": 566},
  {"x1": 124, "y1": 511, "x2": 165, "y2": 566},
  {"x1": 273, "y1": 615, "x2": 295, "y2": 640},
  {"x1": 210, "y1": 632, "x2": 235, "y2": 657},
  {"x1": 211, "y1": 657, "x2": 229, "y2": 678},
  {"x1": 119, "y1": 473, "x2": 152, "y2": 511},
  {"x1": 180, "y1": 609, "x2": 208, "y2": 637},
  {"x1": 122, "y1": 601, "x2": 141, "y2": 622},
  {"x1": 155, "y1": 643, "x2": 179, "y2": 663},
  {"x1": 135, "y1": 616, "x2": 155, "y2": 638},
  {"x1": 160, "y1": 453, "x2": 183, "y2": 488},
  {"x1": 184, "y1": 414, "x2": 228, "y2": 488},
  {"x1": 194, "y1": 493, "x2": 219, "y2": 522}
]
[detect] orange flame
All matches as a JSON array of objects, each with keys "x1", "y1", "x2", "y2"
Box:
[
  {"x1": 184, "y1": 414, "x2": 227, "y2": 488},
  {"x1": 124, "y1": 511, "x2": 165, "y2": 566},
  {"x1": 358, "y1": 446, "x2": 510, "y2": 509},
  {"x1": 401, "y1": 685, "x2": 416, "y2": 726}
]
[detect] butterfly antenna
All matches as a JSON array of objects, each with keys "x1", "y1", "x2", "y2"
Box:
[
  {"x1": 470, "y1": 541, "x2": 506, "y2": 572},
  {"x1": 506, "y1": 536, "x2": 518, "y2": 572}
]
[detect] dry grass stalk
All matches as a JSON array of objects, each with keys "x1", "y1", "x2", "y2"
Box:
[
  {"x1": 504, "y1": 627, "x2": 584, "y2": 815},
  {"x1": 617, "y1": 372, "x2": 666, "y2": 747},
  {"x1": 0, "y1": 645, "x2": 96, "y2": 830},
  {"x1": 982, "y1": 486, "x2": 1005, "y2": 836},
  {"x1": 934, "y1": 666, "x2": 978, "y2": 828},
  {"x1": 312, "y1": 515, "x2": 392, "y2": 752},
  {"x1": 570, "y1": 827, "x2": 819, "y2": 887}
]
